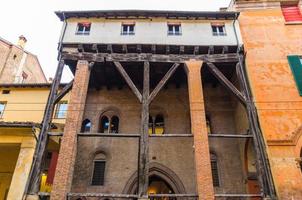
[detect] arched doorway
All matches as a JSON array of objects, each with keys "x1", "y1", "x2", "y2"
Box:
[
  {"x1": 123, "y1": 162, "x2": 186, "y2": 196},
  {"x1": 148, "y1": 175, "x2": 175, "y2": 195}
]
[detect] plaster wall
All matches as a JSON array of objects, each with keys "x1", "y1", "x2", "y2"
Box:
[{"x1": 63, "y1": 18, "x2": 242, "y2": 46}]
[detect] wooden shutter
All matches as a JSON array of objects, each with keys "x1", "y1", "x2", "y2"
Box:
[
  {"x1": 288, "y1": 55, "x2": 302, "y2": 96},
  {"x1": 92, "y1": 160, "x2": 106, "y2": 185},
  {"x1": 281, "y1": 5, "x2": 302, "y2": 22}
]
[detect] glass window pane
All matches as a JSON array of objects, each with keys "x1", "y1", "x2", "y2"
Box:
[
  {"x1": 129, "y1": 25, "x2": 134, "y2": 32},
  {"x1": 174, "y1": 25, "x2": 180, "y2": 32},
  {"x1": 0, "y1": 103, "x2": 5, "y2": 117},
  {"x1": 56, "y1": 102, "x2": 67, "y2": 118},
  {"x1": 123, "y1": 25, "x2": 128, "y2": 32},
  {"x1": 100, "y1": 116, "x2": 109, "y2": 133},
  {"x1": 81, "y1": 119, "x2": 91, "y2": 133},
  {"x1": 168, "y1": 25, "x2": 173, "y2": 32}
]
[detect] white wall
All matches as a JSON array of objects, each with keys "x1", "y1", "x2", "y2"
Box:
[{"x1": 62, "y1": 18, "x2": 242, "y2": 46}]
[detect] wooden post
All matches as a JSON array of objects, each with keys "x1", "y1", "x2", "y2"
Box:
[
  {"x1": 138, "y1": 61, "x2": 150, "y2": 199},
  {"x1": 185, "y1": 60, "x2": 215, "y2": 200},
  {"x1": 27, "y1": 59, "x2": 65, "y2": 195}
]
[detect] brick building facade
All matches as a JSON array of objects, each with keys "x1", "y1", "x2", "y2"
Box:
[{"x1": 0, "y1": 36, "x2": 47, "y2": 84}]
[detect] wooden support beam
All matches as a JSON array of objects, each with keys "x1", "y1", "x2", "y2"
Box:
[
  {"x1": 77, "y1": 133, "x2": 140, "y2": 137},
  {"x1": 215, "y1": 194, "x2": 263, "y2": 197},
  {"x1": 148, "y1": 63, "x2": 180, "y2": 104},
  {"x1": 137, "y1": 44, "x2": 142, "y2": 53},
  {"x1": 122, "y1": 44, "x2": 128, "y2": 53},
  {"x1": 151, "y1": 45, "x2": 156, "y2": 54},
  {"x1": 67, "y1": 193, "x2": 139, "y2": 198},
  {"x1": 222, "y1": 46, "x2": 229, "y2": 54},
  {"x1": 27, "y1": 59, "x2": 65, "y2": 194},
  {"x1": 206, "y1": 62, "x2": 247, "y2": 106},
  {"x1": 78, "y1": 44, "x2": 84, "y2": 52},
  {"x1": 208, "y1": 134, "x2": 253, "y2": 138},
  {"x1": 107, "y1": 44, "x2": 113, "y2": 53},
  {"x1": 92, "y1": 44, "x2": 98, "y2": 53},
  {"x1": 194, "y1": 46, "x2": 199, "y2": 55},
  {"x1": 166, "y1": 45, "x2": 170, "y2": 54},
  {"x1": 61, "y1": 52, "x2": 239, "y2": 63},
  {"x1": 54, "y1": 80, "x2": 74, "y2": 104},
  {"x1": 113, "y1": 62, "x2": 142, "y2": 102},
  {"x1": 48, "y1": 132, "x2": 63, "y2": 137},
  {"x1": 138, "y1": 61, "x2": 150, "y2": 198},
  {"x1": 149, "y1": 194, "x2": 198, "y2": 198},
  {"x1": 180, "y1": 45, "x2": 185, "y2": 54},
  {"x1": 208, "y1": 46, "x2": 214, "y2": 54},
  {"x1": 150, "y1": 134, "x2": 193, "y2": 137}
]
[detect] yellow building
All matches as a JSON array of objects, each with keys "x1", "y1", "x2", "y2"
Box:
[{"x1": 0, "y1": 83, "x2": 69, "y2": 200}]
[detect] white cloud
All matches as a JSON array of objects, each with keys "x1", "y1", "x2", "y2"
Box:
[{"x1": 0, "y1": 0, "x2": 230, "y2": 82}]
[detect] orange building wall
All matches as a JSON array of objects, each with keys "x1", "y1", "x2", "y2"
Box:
[{"x1": 238, "y1": 6, "x2": 302, "y2": 199}]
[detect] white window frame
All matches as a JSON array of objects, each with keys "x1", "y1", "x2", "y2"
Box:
[
  {"x1": 212, "y1": 25, "x2": 227, "y2": 36},
  {"x1": 167, "y1": 24, "x2": 182, "y2": 36},
  {"x1": 54, "y1": 101, "x2": 68, "y2": 119},
  {"x1": 121, "y1": 24, "x2": 135, "y2": 35},
  {"x1": 0, "y1": 102, "x2": 6, "y2": 118},
  {"x1": 76, "y1": 23, "x2": 91, "y2": 35}
]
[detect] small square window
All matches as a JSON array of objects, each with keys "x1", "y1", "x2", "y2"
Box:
[
  {"x1": 212, "y1": 25, "x2": 226, "y2": 36},
  {"x1": 76, "y1": 22, "x2": 91, "y2": 35},
  {"x1": 121, "y1": 24, "x2": 135, "y2": 35},
  {"x1": 54, "y1": 101, "x2": 68, "y2": 119},
  {"x1": 168, "y1": 24, "x2": 182, "y2": 35},
  {"x1": 0, "y1": 102, "x2": 6, "y2": 118}
]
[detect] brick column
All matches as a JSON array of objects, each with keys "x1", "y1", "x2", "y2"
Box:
[
  {"x1": 51, "y1": 60, "x2": 91, "y2": 200},
  {"x1": 185, "y1": 60, "x2": 214, "y2": 200}
]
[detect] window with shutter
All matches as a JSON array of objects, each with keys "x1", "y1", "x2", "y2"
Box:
[
  {"x1": 91, "y1": 160, "x2": 106, "y2": 185},
  {"x1": 210, "y1": 154, "x2": 220, "y2": 187},
  {"x1": 281, "y1": 5, "x2": 302, "y2": 22},
  {"x1": 287, "y1": 55, "x2": 302, "y2": 96}
]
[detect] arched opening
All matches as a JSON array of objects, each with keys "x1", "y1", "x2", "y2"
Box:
[
  {"x1": 244, "y1": 139, "x2": 261, "y2": 198},
  {"x1": 149, "y1": 115, "x2": 154, "y2": 135},
  {"x1": 111, "y1": 116, "x2": 119, "y2": 133},
  {"x1": 154, "y1": 114, "x2": 164, "y2": 135},
  {"x1": 91, "y1": 153, "x2": 106, "y2": 186},
  {"x1": 81, "y1": 119, "x2": 91, "y2": 133},
  {"x1": 99, "y1": 116, "x2": 109, "y2": 133},
  {"x1": 148, "y1": 175, "x2": 175, "y2": 195},
  {"x1": 123, "y1": 163, "x2": 186, "y2": 195}
]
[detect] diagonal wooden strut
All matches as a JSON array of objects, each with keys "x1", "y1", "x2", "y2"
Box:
[
  {"x1": 206, "y1": 62, "x2": 247, "y2": 106},
  {"x1": 54, "y1": 80, "x2": 74, "y2": 104},
  {"x1": 114, "y1": 62, "x2": 142, "y2": 103},
  {"x1": 148, "y1": 63, "x2": 180, "y2": 104}
]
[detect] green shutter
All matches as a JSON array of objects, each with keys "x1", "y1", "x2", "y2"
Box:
[{"x1": 287, "y1": 55, "x2": 302, "y2": 96}]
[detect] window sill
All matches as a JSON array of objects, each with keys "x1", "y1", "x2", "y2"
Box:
[{"x1": 285, "y1": 21, "x2": 302, "y2": 25}]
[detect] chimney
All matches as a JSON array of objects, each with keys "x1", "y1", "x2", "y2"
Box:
[{"x1": 17, "y1": 35, "x2": 27, "y2": 49}]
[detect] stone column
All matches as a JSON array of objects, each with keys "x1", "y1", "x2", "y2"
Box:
[
  {"x1": 51, "y1": 60, "x2": 91, "y2": 200},
  {"x1": 7, "y1": 137, "x2": 35, "y2": 200},
  {"x1": 185, "y1": 60, "x2": 214, "y2": 200}
]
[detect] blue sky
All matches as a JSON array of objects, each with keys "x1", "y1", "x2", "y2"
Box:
[{"x1": 0, "y1": 0, "x2": 230, "y2": 82}]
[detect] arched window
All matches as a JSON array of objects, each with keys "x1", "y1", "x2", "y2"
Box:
[
  {"x1": 206, "y1": 116, "x2": 211, "y2": 134},
  {"x1": 92, "y1": 153, "x2": 106, "y2": 186},
  {"x1": 210, "y1": 153, "x2": 220, "y2": 187},
  {"x1": 111, "y1": 116, "x2": 119, "y2": 133},
  {"x1": 99, "y1": 114, "x2": 120, "y2": 133},
  {"x1": 148, "y1": 115, "x2": 154, "y2": 135},
  {"x1": 149, "y1": 114, "x2": 165, "y2": 135},
  {"x1": 100, "y1": 116, "x2": 110, "y2": 133},
  {"x1": 155, "y1": 114, "x2": 164, "y2": 135},
  {"x1": 81, "y1": 119, "x2": 91, "y2": 133}
]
